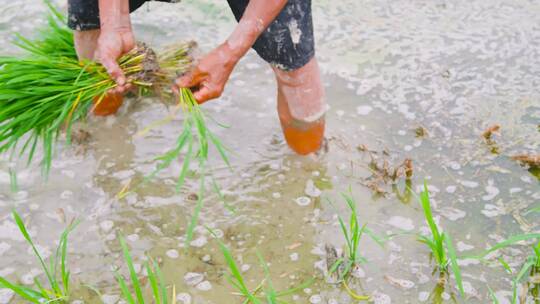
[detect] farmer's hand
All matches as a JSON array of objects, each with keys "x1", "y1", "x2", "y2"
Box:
[
  {"x1": 174, "y1": 43, "x2": 240, "y2": 104},
  {"x1": 94, "y1": 28, "x2": 135, "y2": 94}
]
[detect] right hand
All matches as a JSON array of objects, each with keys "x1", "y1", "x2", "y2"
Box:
[
  {"x1": 74, "y1": 28, "x2": 135, "y2": 94},
  {"x1": 74, "y1": 29, "x2": 134, "y2": 116},
  {"x1": 93, "y1": 29, "x2": 135, "y2": 94}
]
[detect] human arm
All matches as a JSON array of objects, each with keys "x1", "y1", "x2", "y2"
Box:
[{"x1": 175, "y1": 0, "x2": 288, "y2": 103}]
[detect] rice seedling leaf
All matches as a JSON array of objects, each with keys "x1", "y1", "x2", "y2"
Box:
[
  {"x1": 256, "y1": 251, "x2": 277, "y2": 303},
  {"x1": 329, "y1": 258, "x2": 344, "y2": 275},
  {"x1": 146, "y1": 262, "x2": 161, "y2": 304},
  {"x1": 0, "y1": 277, "x2": 42, "y2": 303},
  {"x1": 114, "y1": 272, "x2": 136, "y2": 304},
  {"x1": 175, "y1": 132, "x2": 193, "y2": 193},
  {"x1": 154, "y1": 259, "x2": 169, "y2": 304},
  {"x1": 211, "y1": 176, "x2": 235, "y2": 214},
  {"x1": 11, "y1": 210, "x2": 55, "y2": 287},
  {"x1": 9, "y1": 169, "x2": 18, "y2": 192},
  {"x1": 208, "y1": 228, "x2": 260, "y2": 303},
  {"x1": 487, "y1": 285, "x2": 499, "y2": 304},
  {"x1": 275, "y1": 278, "x2": 314, "y2": 297},
  {"x1": 119, "y1": 235, "x2": 144, "y2": 304},
  {"x1": 445, "y1": 234, "x2": 464, "y2": 297},
  {"x1": 525, "y1": 204, "x2": 540, "y2": 215},
  {"x1": 515, "y1": 258, "x2": 535, "y2": 283},
  {"x1": 498, "y1": 257, "x2": 512, "y2": 274},
  {"x1": 185, "y1": 172, "x2": 205, "y2": 247},
  {"x1": 469, "y1": 233, "x2": 540, "y2": 259}
]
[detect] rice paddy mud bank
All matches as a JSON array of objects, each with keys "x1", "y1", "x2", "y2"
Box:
[{"x1": 1, "y1": 0, "x2": 539, "y2": 303}]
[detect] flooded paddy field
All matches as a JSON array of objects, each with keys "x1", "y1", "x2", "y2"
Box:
[{"x1": 0, "y1": 0, "x2": 539, "y2": 303}]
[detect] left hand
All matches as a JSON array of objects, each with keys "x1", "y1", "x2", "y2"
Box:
[{"x1": 174, "y1": 43, "x2": 240, "y2": 104}]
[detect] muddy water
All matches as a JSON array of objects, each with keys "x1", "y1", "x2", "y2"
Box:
[{"x1": 1, "y1": 0, "x2": 539, "y2": 303}]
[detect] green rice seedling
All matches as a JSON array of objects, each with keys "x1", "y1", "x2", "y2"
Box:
[
  {"x1": 0, "y1": 4, "x2": 195, "y2": 177},
  {"x1": 328, "y1": 191, "x2": 385, "y2": 281},
  {"x1": 0, "y1": 209, "x2": 77, "y2": 303},
  {"x1": 332, "y1": 191, "x2": 368, "y2": 279},
  {"x1": 208, "y1": 229, "x2": 312, "y2": 303},
  {"x1": 525, "y1": 204, "x2": 540, "y2": 215},
  {"x1": 488, "y1": 283, "x2": 519, "y2": 304},
  {"x1": 8, "y1": 168, "x2": 18, "y2": 192},
  {"x1": 462, "y1": 234, "x2": 540, "y2": 302},
  {"x1": 16, "y1": 1, "x2": 77, "y2": 60},
  {"x1": 115, "y1": 235, "x2": 174, "y2": 304},
  {"x1": 211, "y1": 233, "x2": 260, "y2": 303},
  {"x1": 474, "y1": 235, "x2": 540, "y2": 303},
  {"x1": 416, "y1": 182, "x2": 464, "y2": 297}
]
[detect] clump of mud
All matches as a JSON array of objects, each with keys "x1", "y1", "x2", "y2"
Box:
[
  {"x1": 127, "y1": 41, "x2": 198, "y2": 91},
  {"x1": 131, "y1": 42, "x2": 161, "y2": 84},
  {"x1": 512, "y1": 154, "x2": 540, "y2": 168},
  {"x1": 357, "y1": 145, "x2": 413, "y2": 196}
]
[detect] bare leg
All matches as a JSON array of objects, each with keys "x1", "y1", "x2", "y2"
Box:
[
  {"x1": 272, "y1": 57, "x2": 326, "y2": 155},
  {"x1": 74, "y1": 29, "x2": 100, "y2": 60},
  {"x1": 74, "y1": 29, "x2": 124, "y2": 116}
]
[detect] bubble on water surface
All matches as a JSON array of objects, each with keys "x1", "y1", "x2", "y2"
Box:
[
  {"x1": 166, "y1": 249, "x2": 179, "y2": 259},
  {"x1": 481, "y1": 204, "x2": 504, "y2": 218},
  {"x1": 0, "y1": 242, "x2": 10, "y2": 255},
  {"x1": 460, "y1": 180, "x2": 479, "y2": 188},
  {"x1": 482, "y1": 180, "x2": 500, "y2": 201},
  {"x1": 295, "y1": 196, "x2": 311, "y2": 206},
  {"x1": 356, "y1": 105, "x2": 373, "y2": 116},
  {"x1": 241, "y1": 264, "x2": 250, "y2": 272},
  {"x1": 509, "y1": 187, "x2": 522, "y2": 194},
  {"x1": 0, "y1": 289, "x2": 14, "y2": 304},
  {"x1": 445, "y1": 185, "x2": 457, "y2": 193},
  {"x1": 418, "y1": 291, "x2": 429, "y2": 302},
  {"x1": 184, "y1": 272, "x2": 204, "y2": 286},
  {"x1": 305, "y1": 179, "x2": 322, "y2": 197},
  {"x1": 60, "y1": 190, "x2": 73, "y2": 199},
  {"x1": 190, "y1": 236, "x2": 208, "y2": 247},
  {"x1": 440, "y1": 207, "x2": 466, "y2": 221},
  {"x1": 101, "y1": 294, "x2": 119, "y2": 304},
  {"x1": 309, "y1": 294, "x2": 322, "y2": 303},
  {"x1": 387, "y1": 216, "x2": 415, "y2": 231},
  {"x1": 127, "y1": 234, "x2": 139, "y2": 242},
  {"x1": 196, "y1": 280, "x2": 212, "y2": 291},
  {"x1": 99, "y1": 220, "x2": 114, "y2": 233},
  {"x1": 371, "y1": 291, "x2": 391, "y2": 304},
  {"x1": 457, "y1": 241, "x2": 474, "y2": 252},
  {"x1": 176, "y1": 293, "x2": 192, "y2": 304}
]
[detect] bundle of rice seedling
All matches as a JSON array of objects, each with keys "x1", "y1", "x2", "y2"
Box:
[{"x1": 1, "y1": 3, "x2": 229, "y2": 191}]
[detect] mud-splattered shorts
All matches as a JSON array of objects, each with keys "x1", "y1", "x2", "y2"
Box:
[{"x1": 68, "y1": 0, "x2": 315, "y2": 71}]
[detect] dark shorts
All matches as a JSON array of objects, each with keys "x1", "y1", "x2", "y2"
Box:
[{"x1": 67, "y1": 0, "x2": 315, "y2": 71}]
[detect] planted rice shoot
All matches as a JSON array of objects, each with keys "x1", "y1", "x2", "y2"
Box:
[
  {"x1": 416, "y1": 182, "x2": 464, "y2": 297},
  {"x1": 209, "y1": 229, "x2": 312, "y2": 303},
  {"x1": 499, "y1": 240, "x2": 540, "y2": 303},
  {"x1": 115, "y1": 235, "x2": 174, "y2": 304},
  {"x1": 328, "y1": 191, "x2": 385, "y2": 280},
  {"x1": 0, "y1": 209, "x2": 77, "y2": 303}
]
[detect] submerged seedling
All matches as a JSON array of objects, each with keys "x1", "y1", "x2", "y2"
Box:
[
  {"x1": 209, "y1": 229, "x2": 312, "y2": 303},
  {"x1": 416, "y1": 182, "x2": 464, "y2": 297},
  {"x1": 328, "y1": 191, "x2": 385, "y2": 281},
  {"x1": 325, "y1": 191, "x2": 390, "y2": 301},
  {"x1": 0, "y1": 209, "x2": 77, "y2": 303},
  {"x1": 115, "y1": 235, "x2": 174, "y2": 304}
]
